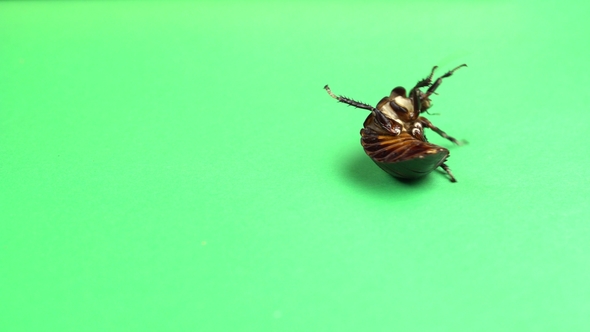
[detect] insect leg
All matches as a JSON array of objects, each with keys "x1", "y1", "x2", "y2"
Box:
[
  {"x1": 422, "y1": 64, "x2": 467, "y2": 99},
  {"x1": 324, "y1": 85, "x2": 376, "y2": 112},
  {"x1": 409, "y1": 66, "x2": 438, "y2": 113},
  {"x1": 325, "y1": 85, "x2": 400, "y2": 135},
  {"x1": 419, "y1": 117, "x2": 464, "y2": 145},
  {"x1": 439, "y1": 163, "x2": 457, "y2": 182},
  {"x1": 411, "y1": 65, "x2": 438, "y2": 91}
]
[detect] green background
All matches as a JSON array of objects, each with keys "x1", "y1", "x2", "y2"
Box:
[{"x1": 2, "y1": 0, "x2": 589, "y2": 331}]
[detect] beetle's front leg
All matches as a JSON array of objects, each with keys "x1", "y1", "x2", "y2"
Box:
[
  {"x1": 411, "y1": 65, "x2": 438, "y2": 91},
  {"x1": 409, "y1": 66, "x2": 439, "y2": 112},
  {"x1": 422, "y1": 64, "x2": 466, "y2": 99},
  {"x1": 419, "y1": 117, "x2": 465, "y2": 145}
]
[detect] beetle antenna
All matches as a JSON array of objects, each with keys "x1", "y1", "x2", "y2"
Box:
[{"x1": 324, "y1": 85, "x2": 378, "y2": 112}]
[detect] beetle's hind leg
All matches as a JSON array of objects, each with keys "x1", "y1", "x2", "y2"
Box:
[
  {"x1": 439, "y1": 163, "x2": 457, "y2": 182},
  {"x1": 423, "y1": 64, "x2": 467, "y2": 99},
  {"x1": 419, "y1": 117, "x2": 466, "y2": 145}
]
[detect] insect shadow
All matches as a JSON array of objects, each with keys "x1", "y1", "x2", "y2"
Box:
[{"x1": 342, "y1": 149, "x2": 432, "y2": 192}]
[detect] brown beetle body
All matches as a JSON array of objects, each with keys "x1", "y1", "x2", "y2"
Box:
[{"x1": 325, "y1": 65, "x2": 466, "y2": 182}]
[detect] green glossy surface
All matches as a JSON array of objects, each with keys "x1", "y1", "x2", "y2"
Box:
[{"x1": 2, "y1": 1, "x2": 590, "y2": 331}]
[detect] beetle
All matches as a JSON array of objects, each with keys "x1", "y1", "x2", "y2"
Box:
[{"x1": 325, "y1": 64, "x2": 466, "y2": 182}]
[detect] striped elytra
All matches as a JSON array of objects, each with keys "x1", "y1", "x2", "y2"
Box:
[
  {"x1": 361, "y1": 122, "x2": 450, "y2": 179},
  {"x1": 325, "y1": 65, "x2": 467, "y2": 182}
]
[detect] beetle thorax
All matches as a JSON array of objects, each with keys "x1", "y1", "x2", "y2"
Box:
[
  {"x1": 376, "y1": 94, "x2": 422, "y2": 135},
  {"x1": 393, "y1": 96, "x2": 415, "y2": 120},
  {"x1": 378, "y1": 96, "x2": 416, "y2": 123}
]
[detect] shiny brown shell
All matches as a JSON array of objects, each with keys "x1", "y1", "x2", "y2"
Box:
[
  {"x1": 325, "y1": 64, "x2": 466, "y2": 182},
  {"x1": 361, "y1": 116, "x2": 449, "y2": 179}
]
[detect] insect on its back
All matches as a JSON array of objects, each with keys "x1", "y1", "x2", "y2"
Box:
[{"x1": 325, "y1": 65, "x2": 466, "y2": 182}]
